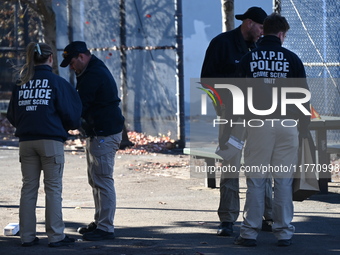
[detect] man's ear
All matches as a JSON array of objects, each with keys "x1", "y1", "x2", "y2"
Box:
[
  {"x1": 78, "y1": 53, "x2": 89, "y2": 63},
  {"x1": 245, "y1": 19, "x2": 254, "y2": 28},
  {"x1": 77, "y1": 53, "x2": 84, "y2": 61},
  {"x1": 48, "y1": 54, "x2": 53, "y2": 65},
  {"x1": 278, "y1": 31, "x2": 286, "y2": 43}
]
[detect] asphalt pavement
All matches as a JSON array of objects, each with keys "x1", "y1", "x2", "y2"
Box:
[{"x1": 0, "y1": 145, "x2": 340, "y2": 255}]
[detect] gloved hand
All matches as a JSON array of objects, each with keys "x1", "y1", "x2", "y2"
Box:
[
  {"x1": 219, "y1": 135, "x2": 229, "y2": 150},
  {"x1": 298, "y1": 127, "x2": 309, "y2": 144},
  {"x1": 299, "y1": 131, "x2": 308, "y2": 140},
  {"x1": 77, "y1": 126, "x2": 87, "y2": 138},
  {"x1": 218, "y1": 125, "x2": 233, "y2": 150},
  {"x1": 298, "y1": 117, "x2": 310, "y2": 140}
]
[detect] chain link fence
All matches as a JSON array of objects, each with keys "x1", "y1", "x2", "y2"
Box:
[
  {"x1": 0, "y1": 1, "x2": 43, "y2": 98},
  {"x1": 0, "y1": 0, "x2": 183, "y2": 142},
  {"x1": 276, "y1": 0, "x2": 340, "y2": 143}
]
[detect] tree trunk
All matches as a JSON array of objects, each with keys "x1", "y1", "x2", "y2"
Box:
[
  {"x1": 36, "y1": 0, "x2": 58, "y2": 74},
  {"x1": 221, "y1": 0, "x2": 234, "y2": 32}
]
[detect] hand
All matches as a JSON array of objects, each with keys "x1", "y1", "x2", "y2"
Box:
[
  {"x1": 298, "y1": 128, "x2": 309, "y2": 139},
  {"x1": 219, "y1": 136, "x2": 229, "y2": 150},
  {"x1": 298, "y1": 128, "x2": 309, "y2": 145}
]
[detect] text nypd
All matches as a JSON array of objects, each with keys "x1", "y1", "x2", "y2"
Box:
[
  {"x1": 18, "y1": 79, "x2": 52, "y2": 111},
  {"x1": 251, "y1": 51, "x2": 289, "y2": 78}
]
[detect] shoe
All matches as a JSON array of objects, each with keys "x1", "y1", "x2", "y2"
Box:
[
  {"x1": 82, "y1": 229, "x2": 115, "y2": 241},
  {"x1": 77, "y1": 222, "x2": 97, "y2": 234},
  {"x1": 277, "y1": 239, "x2": 292, "y2": 246},
  {"x1": 261, "y1": 219, "x2": 273, "y2": 232},
  {"x1": 217, "y1": 222, "x2": 233, "y2": 236},
  {"x1": 119, "y1": 140, "x2": 134, "y2": 150},
  {"x1": 234, "y1": 236, "x2": 257, "y2": 247},
  {"x1": 21, "y1": 237, "x2": 39, "y2": 247},
  {"x1": 48, "y1": 235, "x2": 75, "y2": 247}
]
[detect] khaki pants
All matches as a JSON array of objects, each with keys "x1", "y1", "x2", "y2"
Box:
[
  {"x1": 86, "y1": 133, "x2": 122, "y2": 233},
  {"x1": 240, "y1": 120, "x2": 298, "y2": 240},
  {"x1": 218, "y1": 153, "x2": 273, "y2": 222},
  {"x1": 19, "y1": 140, "x2": 65, "y2": 243},
  {"x1": 218, "y1": 125, "x2": 273, "y2": 223}
]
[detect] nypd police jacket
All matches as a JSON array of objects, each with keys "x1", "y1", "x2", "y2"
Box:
[
  {"x1": 7, "y1": 65, "x2": 82, "y2": 142},
  {"x1": 237, "y1": 35, "x2": 311, "y2": 136}
]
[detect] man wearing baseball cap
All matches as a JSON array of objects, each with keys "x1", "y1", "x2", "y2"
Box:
[
  {"x1": 235, "y1": 6, "x2": 269, "y2": 25},
  {"x1": 60, "y1": 41, "x2": 125, "y2": 241},
  {"x1": 200, "y1": 7, "x2": 273, "y2": 237},
  {"x1": 60, "y1": 41, "x2": 89, "y2": 68}
]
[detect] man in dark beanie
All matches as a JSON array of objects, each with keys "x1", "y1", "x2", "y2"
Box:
[{"x1": 200, "y1": 6, "x2": 273, "y2": 237}]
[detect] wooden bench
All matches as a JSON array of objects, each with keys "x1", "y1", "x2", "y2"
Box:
[
  {"x1": 326, "y1": 144, "x2": 340, "y2": 154},
  {"x1": 183, "y1": 147, "x2": 222, "y2": 188},
  {"x1": 184, "y1": 145, "x2": 340, "y2": 190},
  {"x1": 309, "y1": 118, "x2": 340, "y2": 193}
]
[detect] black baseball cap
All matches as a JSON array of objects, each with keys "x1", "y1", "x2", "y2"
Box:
[
  {"x1": 60, "y1": 41, "x2": 89, "y2": 67},
  {"x1": 235, "y1": 7, "x2": 268, "y2": 24}
]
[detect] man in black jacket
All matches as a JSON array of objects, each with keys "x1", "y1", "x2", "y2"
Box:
[
  {"x1": 234, "y1": 13, "x2": 310, "y2": 247},
  {"x1": 201, "y1": 7, "x2": 273, "y2": 236},
  {"x1": 60, "y1": 41, "x2": 125, "y2": 241}
]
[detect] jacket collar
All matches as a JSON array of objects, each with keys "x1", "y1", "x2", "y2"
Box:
[
  {"x1": 258, "y1": 35, "x2": 282, "y2": 46},
  {"x1": 234, "y1": 26, "x2": 256, "y2": 54},
  {"x1": 34, "y1": 65, "x2": 52, "y2": 71}
]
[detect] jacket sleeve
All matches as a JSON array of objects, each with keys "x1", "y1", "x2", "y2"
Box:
[
  {"x1": 77, "y1": 72, "x2": 99, "y2": 120},
  {"x1": 55, "y1": 79, "x2": 82, "y2": 131},
  {"x1": 200, "y1": 36, "x2": 233, "y2": 116},
  {"x1": 201, "y1": 36, "x2": 228, "y2": 79}
]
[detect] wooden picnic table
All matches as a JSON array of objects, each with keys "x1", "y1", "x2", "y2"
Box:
[
  {"x1": 185, "y1": 116, "x2": 340, "y2": 193},
  {"x1": 309, "y1": 116, "x2": 340, "y2": 193}
]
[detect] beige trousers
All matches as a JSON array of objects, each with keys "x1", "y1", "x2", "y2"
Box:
[
  {"x1": 19, "y1": 140, "x2": 65, "y2": 243},
  {"x1": 240, "y1": 120, "x2": 298, "y2": 240},
  {"x1": 218, "y1": 125, "x2": 273, "y2": 223},
  {"x1": 86, "y1": 132, "x2": 122, "y2": 233},
  {"x1": 218, "y1": 152, "x2": 273, "y2": 223}
]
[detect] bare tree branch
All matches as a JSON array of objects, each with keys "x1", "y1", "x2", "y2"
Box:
[{"x1": 18, "y1": 0, "x2": 58, "y2": 74}]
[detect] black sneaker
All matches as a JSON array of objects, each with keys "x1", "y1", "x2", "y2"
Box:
[
  {"x1": 21, "y1": 237, "x2": 39, "y2": 247},
  {"x1": 234, "y1": 236, "x2": 257, "y2": 247},
  {"x1": 261, "y1": 219, "x2": 273, "y2": 232},
  {"x1": 277, "y1": 239, "x2": 292, "y2": 246},
  {"x1": 77, "y1": 222, "x2": 97, "y2": 234},
  {"x1": 217, "y1": 222, "x2": 233, "y2": 236},
  {"x1": 48, "y1": 235, "x2": 75, "y2": 247},
  {"x1": 82, "y1": 229, "x2": 115, "y2": 241}
]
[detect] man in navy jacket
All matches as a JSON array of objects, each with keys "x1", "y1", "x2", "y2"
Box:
[
  {"x1": 234, "y1": 13, "x2": 310, "y2": 247},
  {"x1": 201, "y1": 7, "x2": 273, "y2": 236},
  {"x1": 60, "y1": 41, "x2": 124, "y2": 241}
]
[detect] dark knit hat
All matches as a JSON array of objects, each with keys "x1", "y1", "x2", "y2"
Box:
[{"x1": 235, "y1": 7, "x2": 268, "y2": 24}]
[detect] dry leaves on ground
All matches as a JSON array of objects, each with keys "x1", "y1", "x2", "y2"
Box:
[{"x1": 64, "y1": 130, "x2": 178, "y2": 155}]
